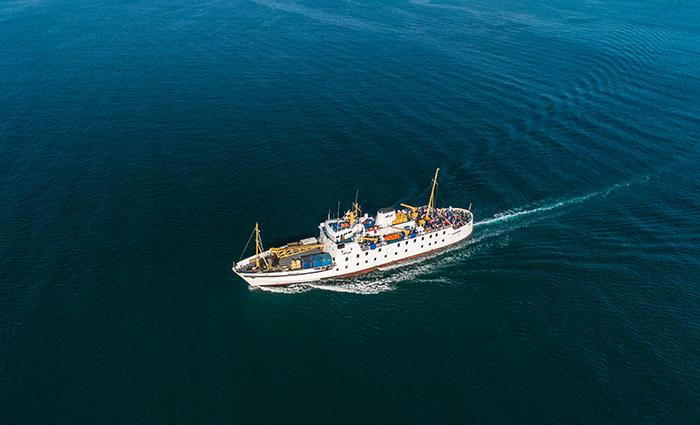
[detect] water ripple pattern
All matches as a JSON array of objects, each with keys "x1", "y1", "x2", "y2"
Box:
[{"x1": 1, "y1": 0, "x2": 699, "y2": 424}]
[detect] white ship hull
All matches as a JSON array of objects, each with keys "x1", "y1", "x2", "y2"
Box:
[{"x1": 233, "y1": 207, "x2": 473, "y2": 287}]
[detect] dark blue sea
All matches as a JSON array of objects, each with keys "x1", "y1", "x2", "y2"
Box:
[{"x1": 2, "y1": 0, "x2": 699, "y2": 423}]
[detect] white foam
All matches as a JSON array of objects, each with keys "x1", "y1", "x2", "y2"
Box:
[
  {"x1": 307, "y1": 280, "x2": 394, "y2": 294},
  {"x1": 254, "y1": 277, "x2": 395, "y2": 295},
  {"x1": 256, "y1": 284, "x2": 313, "y2": 294}
]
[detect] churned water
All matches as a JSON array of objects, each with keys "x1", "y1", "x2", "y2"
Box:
[{"x1": 1, "y1": 0, "x2": 699, "y2": 423}]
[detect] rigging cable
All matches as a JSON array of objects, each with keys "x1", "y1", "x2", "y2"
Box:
[{"x1": 238, "y1": 227, "x2": 256, "y2": 262}]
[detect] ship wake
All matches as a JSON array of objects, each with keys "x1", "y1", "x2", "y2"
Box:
[{"x1": 475, "y1": 177, "x2": 646, "y2": 227}]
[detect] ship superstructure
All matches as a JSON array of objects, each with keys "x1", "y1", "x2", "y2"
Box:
[{"x1": 233, "y1": 169, "x2": 473, "y2": 287}]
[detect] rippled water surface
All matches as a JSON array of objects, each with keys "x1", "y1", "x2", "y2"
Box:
[{"x1": 2, "y1": 0, "x2": 699, "y2": 423}]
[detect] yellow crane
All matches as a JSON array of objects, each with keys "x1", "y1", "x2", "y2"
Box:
[
  {"x1": 400, "y1": 203, "x2": 418, "y2": 220},
  {"x1": 269, "y1": 244, "x2": 324, "y2": 259}
]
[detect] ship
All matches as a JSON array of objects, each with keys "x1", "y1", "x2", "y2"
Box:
[{"x1": 232, "y1": 168, "x2": 474, "y2": 287}]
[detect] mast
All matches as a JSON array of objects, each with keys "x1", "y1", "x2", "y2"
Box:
[
  {"x1": 427, "y1": 168, "x2": 440, "y2": 220},
  {"x1": 348, "y1": 190, "x2": 361, "y2": 225},
  {"x1": 254, "y1": 222, "x2": 269, "y2": 270}
]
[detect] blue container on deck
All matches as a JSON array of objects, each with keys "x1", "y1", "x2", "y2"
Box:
[
  {"x1": 370, "y1": 244, "x2": 376, "y2": 250},
  {"x1": 305, "y1": 253, "x2": 332, "y2": 268},
  {"x1": 300, "y1": 256, "x2": 314, "y2": 269},
  {"x1": 318, "y1": 253, "x2": 332, "y2": 267}
]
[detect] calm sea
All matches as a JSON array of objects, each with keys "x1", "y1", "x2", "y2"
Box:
[{"x1": 1, "y1": 0, "x2": 699, "y2": 423}]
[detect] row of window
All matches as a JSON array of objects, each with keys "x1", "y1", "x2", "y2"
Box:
[
  {"x1": 344, "y1": 238, "x2": 449, "y2": 264},
  {"x1": 344, "y1": 240, "x2": 448, "y2": 269},
  {"x1": 348, "y1": 231, "x2": 449, "y2": 259},
  {"x1": 335, "y1": 230, "x2": 459, "y2": 271}
]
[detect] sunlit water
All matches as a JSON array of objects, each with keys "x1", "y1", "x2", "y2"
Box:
[{"x1": 2, "y1": 0, "x2": 699, "y2": 423}]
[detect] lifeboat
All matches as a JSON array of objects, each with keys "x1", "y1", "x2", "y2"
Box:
[{"x1": 384, "y1": 233, "x2": 402, "y2": 241}]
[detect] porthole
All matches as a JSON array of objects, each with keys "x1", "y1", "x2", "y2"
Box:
[
  {"x1": 345, "y1": 257, "x2": 348, "y2": 261},
  {"x1": 365, "y1": 252, "x2": 369, "y2": 256},
  {"x1": 422, "y1": 237, "x2": 425, "y2": 241},
  {"x1": 397, "y1": 243, "x2": 401, "y2": 247},
  {"x1": 405, "y1": 249, "x2": 408, "y2": 253},
  {"x1": 356, "y1": 254, "x2": 360, "y2": 258},
  {"x1": 345, "y1": 266, "x2": 348, "y2": 269}
]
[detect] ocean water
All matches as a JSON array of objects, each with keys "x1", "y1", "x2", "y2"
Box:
[{"x1": 1, "y1": 0, "x2": 699, "y2": 423}]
